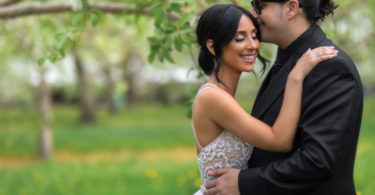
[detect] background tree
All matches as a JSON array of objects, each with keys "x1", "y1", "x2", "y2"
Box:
[
  {"x1": 322, "y1": 0, "x2": 375, "y2": 92},
  {"x1": 0, "y1": 0, "x2": 374, "y2": 160}
]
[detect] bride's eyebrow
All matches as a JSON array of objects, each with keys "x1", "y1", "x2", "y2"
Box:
[{"x1": 236, "y1": 29, "x2": 257, "y2": 34}]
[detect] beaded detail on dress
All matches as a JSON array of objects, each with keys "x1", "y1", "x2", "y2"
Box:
[{"x1": 192, "y1": 83, "x2": 253, "y2": 192}]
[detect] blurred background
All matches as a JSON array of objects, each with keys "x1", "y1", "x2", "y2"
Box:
[{"x1": 0, "y1": 0, "x2": 374, "y2": 194}]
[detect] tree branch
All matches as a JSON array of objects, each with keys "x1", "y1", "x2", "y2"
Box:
[
  {"x1": 0, "y1": 2, "x2": 179, "y2": 20},
  {"x1": 197, "y1": 0, "x2": 208, "y2": 9},
  {"x1": 0, "y1": 0, "x2": 21, "y2": 7}
]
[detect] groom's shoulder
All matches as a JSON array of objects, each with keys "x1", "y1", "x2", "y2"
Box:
[
  {"x1": 318, "y1": 38, "x2": 355, "y2": 67},
  {"x1": 308, "y1": 46, "x2": 362, "y2": 87},
  {"x1": 314, "y1": 41, "x2": 357, "y2": 74}
]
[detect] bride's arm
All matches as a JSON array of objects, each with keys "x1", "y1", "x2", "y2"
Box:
[{"x1": 200, "y1": 46, "x2": 338, "y2": 152}]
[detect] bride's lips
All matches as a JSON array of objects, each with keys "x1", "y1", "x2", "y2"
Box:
[{"x1": 240, "y1": 54, "x2": 257, "y2": 63}]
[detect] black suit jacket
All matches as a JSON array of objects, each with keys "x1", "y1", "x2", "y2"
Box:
[{"x1": 238, "y1": 25, "x2": 363, "y2": 194}]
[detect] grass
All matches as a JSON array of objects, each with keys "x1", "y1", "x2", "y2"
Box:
[
  {"x1": 353, "y1": 97, "x2": 375, "y2": 194},
  {"x1": 0, "y1": 159, "x2": 199, "y2": 195},
  {"x1": 0, "y1": 98, "x2": 374, "y2": 195},
  {"x1": 0, "y1": 105, "x2": 194, "y2": 156}
]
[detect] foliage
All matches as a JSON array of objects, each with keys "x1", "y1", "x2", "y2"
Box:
[
  {"x1": 37, "y1": 0, "x2": 194, "y2": 67},
  {"x1": 1, "y1": 0, "x2": 374, "y2": 85},
  {"x1": 321, "y1": 0, "x2": 375, "y2": 89},
  {"x1": 36, "y1": 0, "x2": 242, "y2": 67},
  {"x1": 147, "y1": 1, "x2": 196, "y2": 64},
  {"x1": 38, "y1": 7, "x2": 104, "y2": 66}
]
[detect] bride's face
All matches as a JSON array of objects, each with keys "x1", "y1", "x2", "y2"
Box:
[{"x1": 220, "y1": 14, "x2": 260, "y2": 73}]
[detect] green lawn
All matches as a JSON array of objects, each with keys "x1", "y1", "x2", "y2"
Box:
[
  {"x1": 0, "y1": 98, "x2": 374, "y2": 195},
  {"x1": 0, "y1": 105, "x2": 194, "y2": 156},
  {"x1": 0, "y1": 160, "x2": 199, "y2": 195}
]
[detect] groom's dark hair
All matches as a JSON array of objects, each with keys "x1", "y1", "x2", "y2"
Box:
[
  {"x1": 256, "y1": 0, "x2": 338, "y2": 23},
  {"x1": 298, "y1": 0, "x2": 338, "y2": 23}
]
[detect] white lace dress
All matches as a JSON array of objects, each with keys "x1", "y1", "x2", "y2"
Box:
[{"x1": 192, "y1": 83, "x2": 253, "y2": 195}]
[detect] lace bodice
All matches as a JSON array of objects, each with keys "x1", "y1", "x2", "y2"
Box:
[{"x1": 192, "y1": 83, "x2": 253, "y2": 192}]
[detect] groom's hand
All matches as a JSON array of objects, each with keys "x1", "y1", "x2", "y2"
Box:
[{"x1": 204, "y1": 168, "x2": 240, "y2": 195}]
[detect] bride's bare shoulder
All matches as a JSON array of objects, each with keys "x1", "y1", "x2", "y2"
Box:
[{"x1": 194, "y1": 87, "x2": 234, "y2": 110}]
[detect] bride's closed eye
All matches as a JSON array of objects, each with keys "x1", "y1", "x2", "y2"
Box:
[
  {"x1": 234, "y1": 30, "x2": 258, "y2": 42},
  {"x1": 235, "y1": 35, "x2": 245, "y2": 42}
]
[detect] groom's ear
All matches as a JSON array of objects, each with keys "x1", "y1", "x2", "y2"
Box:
[
  {"x1": 285, "y1": 0, "x2": 301, "y2": 20},
  {"x1": 206, "y1": 39, "x2": 216, "y2": 56}
]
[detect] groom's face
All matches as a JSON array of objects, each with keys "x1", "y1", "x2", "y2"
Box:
[{"x1": 250, "y1": 0, "x2": 288, "y2": 44}]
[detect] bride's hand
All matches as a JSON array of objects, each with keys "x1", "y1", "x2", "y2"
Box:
[{"x1": 290, "y1": 46, "x2": 338, "y2": 81}]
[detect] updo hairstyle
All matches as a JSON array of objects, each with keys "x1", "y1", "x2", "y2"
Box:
[{"x1": 299, "y1": 0, "x2": 338, "y2": 23}]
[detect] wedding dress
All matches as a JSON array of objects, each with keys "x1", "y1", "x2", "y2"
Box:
[{"x1": 192, "y1": 83, "x2": 253, "y2": 195}]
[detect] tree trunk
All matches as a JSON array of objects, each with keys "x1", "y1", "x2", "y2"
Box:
[
  {"x1": 38, "y1": 75, "x2": 53, "y2": 159},
  {"x1": 123, "y1": 52, "x2": 142, "y2": 107},
  {"x1": 103, "y1": 66, "x2": 116, "y2": 114},
  {"x1": 73, "y1": 51, "x2": 96, "y2": 123}
]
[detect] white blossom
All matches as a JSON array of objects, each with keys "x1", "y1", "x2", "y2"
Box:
[{"x1": 69, "y1": 0, "x2": 83, "y2": 11}]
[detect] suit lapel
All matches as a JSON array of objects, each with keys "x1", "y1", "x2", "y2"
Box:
[
  {"x1": 252, "y1": 58, "x2": 294, "y2": 118},
  {"x1": 251, "y1": 69, "x2": 272, "y2": 116},
  {"x1": 251, "y1": 25, "x2": 327, "y2": 119}
]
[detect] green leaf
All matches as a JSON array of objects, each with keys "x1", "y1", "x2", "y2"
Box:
[
  {"x1": 176, "y1": 13, "x2": 192, "y2": 28},
  {"x1": 148, "y1": 52, "x2": 156, "y2": 63},
  {"x1": 59, "y1": 49, "x2": 66, "y2": 57},
  {"x1": 38, "y1": 56, "x2": 49, "y2": 66},
  {"x1": 150, "y1": 2, "x2": 164, "y2": 10},
  {"x1": 49, "y1": 53, "x2": 58, "y2": 63},
  {"x1": 173, "y1": 36, "x2": 183, "y2": 51},
  {"x1": 55, "y1": 36, "x2": 67, "y2": 51},
  {"x1": 169, "y1": 2, "x2": 181, "y2": 13},
  {"x1": 90, "y1": 9, "x2": 102, "y2": 26},
  {"x1": 71, "y1": 12, "x2": 84, "y2": 26},
  {"x1": 150, "y1": 3, "x2": 164, "y2": 27},
  {"x1": 181, "y1": 31, "x2": 195, "y2": 43},
  {"x1": 153, "y1": 11, "x2": 165, "y2": 27},
  {"x1": 154, "y1": 28, "x2": 164, "y2": 36},
  {"x1": 165, "y1": 35, "x2": 173, "y2": 46},
  {"x1": 147, "y1": 37, "x2": 159, "y2": 44},
  {"x1": 158, "y1": 53, "x2": 165, "y2": 62},
  {"x1": 161, "y1": 19, "x2": 175, "y2": 32},
  {"x1": 54, "y1": 33, "x2": 65, "y2": 40},
  {"x1": 164, "y1": 50, "x2": 175, "y2": 63}
]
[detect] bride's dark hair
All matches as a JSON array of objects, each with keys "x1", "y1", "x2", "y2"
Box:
[{"x1": 195, "y1": 4, "x2": 268, "y2": 83}]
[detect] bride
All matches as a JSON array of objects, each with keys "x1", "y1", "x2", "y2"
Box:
[{"x1": 192, "y1": 4, "x2": 338, "y2": 195}]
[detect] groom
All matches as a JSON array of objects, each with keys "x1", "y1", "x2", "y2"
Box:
[{"x1": 204, "y1": 0, "x2": 363, "y2": 194}]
